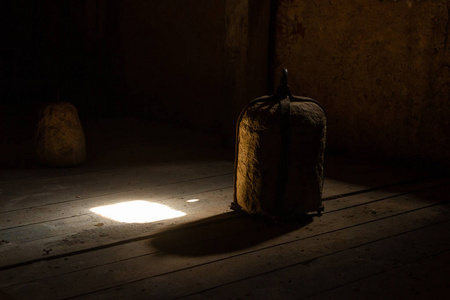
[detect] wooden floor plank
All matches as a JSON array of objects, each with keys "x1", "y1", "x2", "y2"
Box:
[
  {"x1": 58, "y1": 202, "x2": 450, "y2": 300},
  {"x1": 0, "y1": 187, "x2": 233, "y2": 268},
  {"x1": 179, "y1": 221, "x2": 450, "y2": 300},
  {"x1": 2, "y1": 172, "x2": 441, "y2": 241},
  {"x1": 0, "y1": 141, "x2": 432, "y2": 215},
  {"x1": 0, "y1": 160, "x2": 425, "y2": 217},
  {"x1": 1, "y1": 174, "x2": 445, "y2": 271},
  {"x1": 2, "y1": 171, "x2": 427, "y2": 232},
  {"x1": 305, "y1": 250, "x2": 450, "y2": 300},
  {"x1": 0, "y1": 160, "x2": 233, "y2": 213},
  {"x1": 2, "y1": 163, "x2": 441, "y2": 238},
  {"x1": 0, "y1": 119, "x2": 446, "y2": 300},
  {"x1": 0, "y1": 173, "x2": 234, "y2": 229},
  {"x1": 321, "y1": 166, "x2": 431, "y2": 200},
  {"x1": 323, "y1": 176, "x2": 448, "y2": 212},
  {"x1": 2, "y1": 183, "x2": 448, "y2": 299}
]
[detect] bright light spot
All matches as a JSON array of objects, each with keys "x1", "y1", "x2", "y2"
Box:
[
  {"x1": 90, "y1": 200, "x2": 186, "y2": 223},
  {"x1": 186, "y1": 199, "x2": 200, "y2": 203}
]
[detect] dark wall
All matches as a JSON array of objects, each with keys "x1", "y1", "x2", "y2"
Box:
[
  {"x1": 4, "y1": 0, "x2": 446, "y2": 167},
  {"x1": 1, "y1": 0, "x2": 271, "y2": 137},
  {"x1": 1, "y1": 0, "x2": 123, "y2": 117},
  {"x1": 118, "y1": 0, "x2": 271, "y2": 135},
  {"x1": 118, "y1": 0, "x2": 227, "y2": 131},
  {"x1": 274, "y1": 0, "x2": 450, "y2": 167}
]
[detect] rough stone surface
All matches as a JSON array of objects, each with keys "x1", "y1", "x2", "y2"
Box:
[
  {"x1": 35, "y1": 102, "x2": 86, "y2": 167},
  {"x1": 275, "y1": 0, "x2": 450, "y2": 167},
  {"x1": 235, "y1": 98, "x2": 326, "y2": 216}
]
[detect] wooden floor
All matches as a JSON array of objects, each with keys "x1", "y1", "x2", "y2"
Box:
[{"x1": 0, "y1": 118, "x2": 449, "y2": 300}]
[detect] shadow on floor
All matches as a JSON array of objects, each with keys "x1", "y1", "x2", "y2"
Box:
[{"x1": 150, "y1": 212, "x2": 313, "y2": 256}]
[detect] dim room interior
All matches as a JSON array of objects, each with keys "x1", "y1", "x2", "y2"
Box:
[{"x1": 0, "y1": 1, "x2": 449, "y2": 299}]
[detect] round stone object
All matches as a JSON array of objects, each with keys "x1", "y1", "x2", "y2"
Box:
[
  {"x1": 235, "y1": 97, "x2": 326, "y2": 216},
  {"x1": 35, "y1": 102, "x2": 86, "y2": 167}
]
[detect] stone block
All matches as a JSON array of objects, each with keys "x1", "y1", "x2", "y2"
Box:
[
  {"x1": 234, "y1": 97, "x2": 326, "y2": 216},
  {"x1": 35, "y1": 102, "x2": 86, "y2": 167}
]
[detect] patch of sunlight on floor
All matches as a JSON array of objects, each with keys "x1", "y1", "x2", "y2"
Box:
[
  {"x1": 90, "y1": 200, "x2": 186, "y2": 223},
  {"x1": 186, "y1": 199, "x2": 200, "y2": 203}
]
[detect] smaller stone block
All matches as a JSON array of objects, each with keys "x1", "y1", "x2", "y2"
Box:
[{"x1": 35, "y1": 102, "x2": 86, "y2": 167}]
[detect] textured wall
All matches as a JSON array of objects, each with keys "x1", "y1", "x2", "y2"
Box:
[{"x1": 275, "y1": 0, "x2": 450, "y2": 166}]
